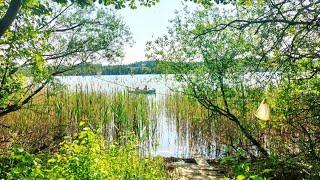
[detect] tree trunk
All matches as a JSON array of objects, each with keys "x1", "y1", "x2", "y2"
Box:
[
  {"x1": 229, "y1": 113, "x2": 269, "y2": 157},
  {"x1": 0, "y1": 0, "x2": 22, "y2": 38}
]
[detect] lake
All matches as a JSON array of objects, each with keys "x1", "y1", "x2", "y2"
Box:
[{"x1": 57, "y1": 74, "x2": 223, "y2": 158}]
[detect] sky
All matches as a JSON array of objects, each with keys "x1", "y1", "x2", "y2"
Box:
[{"x1": 119, "y1": 0, "x2": 197, "y2": 64}]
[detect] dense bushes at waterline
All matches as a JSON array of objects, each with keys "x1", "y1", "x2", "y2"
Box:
[{"x1": 0, "y1": 125, "x2": 168, "y2": 179}]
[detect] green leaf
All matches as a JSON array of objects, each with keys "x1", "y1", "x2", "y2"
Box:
[
  {"x1": 237, "y1": 175, "x2": 246, "y2": 180},
  {"x1": 79, "y1": 121, "x2": 86, "y2": 126}
]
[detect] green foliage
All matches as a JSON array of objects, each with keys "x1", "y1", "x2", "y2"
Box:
[
  {"x1": 0, "y1": 126, "x2": 168, "y2": 179},
  {"x1": 54, "y1": 61, "x2": 199, "y2": 76},
  {"x1": 220, "y1": 150, "x2": 265, "y2": 179},
  {"x1": 220, "y1": 151, "x2": 317, "y2": 179},
  {"x1": 147, "y1": 1, "x2": 320, "y2": 179},
  {"x1": 0, "y1": 2, "x2": 132, "y2": 116},
  {"x1": 17, "y1": 0, "x2": 162, "y2": 10},
  {"x1": 60, "y1": 61, "x2": 163, "y2": 76}
]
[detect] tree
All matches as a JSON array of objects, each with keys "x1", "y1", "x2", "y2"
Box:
[
  {"x1": 196, "y1": 0, "x2": 320, "y2": 80},
  {"x1": 147, "y1": 6, "x2": 270, "y2": 157},
  {"x1": 147, "y1": 3, "x2": 320, "y2": 176},
  {"x1": 147, "y1": 0, "x2": 319, "y2": 161},
  {"x1": 0, "y1": 0, "x2": 165, "y2": 118},
  {"x1": 0, "y1": 0, "x2": 230, "y2": 40},
  {"x1": 0, "y1": 0, "x2": 163, "y2": 39},
  {"x1": 192, "y1": 0, "x2": 320, "y2": 164},
  {"x1": 0, "y1": 2, "x2": 133, "y2": 117}
]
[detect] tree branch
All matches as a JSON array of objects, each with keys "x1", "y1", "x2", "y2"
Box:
[
  {"x1": 0, "y1": 0, "x2": 22, "y2": 38},
  {"x1": 0, "y1": 80, "x2": 48, "y2": 117}
]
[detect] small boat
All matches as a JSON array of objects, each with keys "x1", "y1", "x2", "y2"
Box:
[{"x1": 128, "y1": 89, "x2": 156, "y2": 94}]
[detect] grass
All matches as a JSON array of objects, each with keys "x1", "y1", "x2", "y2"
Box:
[
  {"x1": 0, "y1": 86, "x2": 210, "y2": 154},
  {"x1": 0, "y1": 85, "x2": 272, "y2": 158},
  {"x1": 0, "y1": 85, "x2": 261, "y2": 157}
]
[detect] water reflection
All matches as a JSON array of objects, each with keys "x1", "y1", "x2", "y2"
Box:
[{"x1": 57, "y1": 74, "x2": 222, "y2": 158}]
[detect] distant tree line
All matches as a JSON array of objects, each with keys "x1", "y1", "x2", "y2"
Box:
[
  {"x1": 59, "y1": 61, "x2": 160, "y2": 76},
  {"x1": 54, "y1": 60, "x2": 200, "y2": 76}
]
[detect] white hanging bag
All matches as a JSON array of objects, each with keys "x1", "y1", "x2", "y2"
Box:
[{"x1": 255, "y1": 98, "x2": 270, "y2": 121}]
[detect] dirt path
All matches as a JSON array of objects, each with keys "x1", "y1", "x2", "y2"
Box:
[{"x1": 166, "y1": 155, "x2": 226, "y2": 179}]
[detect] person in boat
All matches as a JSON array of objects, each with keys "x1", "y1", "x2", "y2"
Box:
[{"x1": 143, "y1": 85, "x2": 148, "y2": 90}]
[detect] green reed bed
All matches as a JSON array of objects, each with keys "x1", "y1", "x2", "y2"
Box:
[
  {"x1": 1, "y1": 87, "x2": 161, "y2": 152},
  {"x1": 164, "y1": 93, "x2": 208, "y2": 123},
  {"x1": 163, "y1": 92, "x2": 267, "y2": 156},
  {"x1": 1, "y1": 87, "x2": 266, "y2": 156}
]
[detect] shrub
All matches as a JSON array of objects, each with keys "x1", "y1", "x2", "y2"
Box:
[{"x1": 0, "y1": 125, "x2": 168, "y2": 179}]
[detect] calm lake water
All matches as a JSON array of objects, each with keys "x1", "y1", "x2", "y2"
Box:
[{"x1": 57, "y1": 74, "x2": 221, "y2": 158}]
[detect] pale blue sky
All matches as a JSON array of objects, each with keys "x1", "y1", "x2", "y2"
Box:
[{"x1": 119, "y1": 0, "x2": 197, "y2": 64}]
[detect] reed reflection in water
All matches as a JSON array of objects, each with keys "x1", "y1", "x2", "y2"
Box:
[{"x1": 2, "y1": 75, "x2": 226, "y2": 158}]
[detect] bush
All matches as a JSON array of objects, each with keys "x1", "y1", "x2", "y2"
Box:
[
  {"x1": 219, "y1": 149, "x2": 316, "y2": 179},
  {"x1": 0, "y1": 125, "x2": 168, "y2": 179}
]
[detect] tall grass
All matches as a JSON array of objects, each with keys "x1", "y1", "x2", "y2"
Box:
[
  {"x1": 1, "y1": 85, "x2": 251, "y2": 158},
  {"x1": 1, "y1": 86, "x2": 162, "y2": 152}
]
